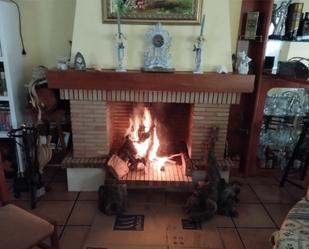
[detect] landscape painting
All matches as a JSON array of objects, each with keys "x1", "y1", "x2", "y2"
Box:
[{"x1": 103, "y1": 0, "x2": 203, "y2": 25}]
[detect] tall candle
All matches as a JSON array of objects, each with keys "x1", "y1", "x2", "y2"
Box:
[
  {"x1": 117, "y1": 11, "x2": 121, "y2": 37},
  {"x1": 200, "y1": 14, "x2": 205, "y2": 37}
]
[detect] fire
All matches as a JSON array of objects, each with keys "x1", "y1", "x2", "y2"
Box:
[{"x1": 126, "y1": 106, "x2": 168, "y2": 170}]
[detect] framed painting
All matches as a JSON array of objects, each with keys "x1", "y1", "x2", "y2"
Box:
[{"x1": 103, "y1": 0, "x2": 203, "y2": 25}]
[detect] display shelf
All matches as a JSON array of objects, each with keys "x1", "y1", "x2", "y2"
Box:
[
  {"x1": 0, "y1": 95, "x2": 9, "y2": 101},
  {"x1": 0, "y1": 1, "x2": 27, "y2": 173},
  {"x1": 268, "y1": 38, "x2": 309, "y2": 43}
]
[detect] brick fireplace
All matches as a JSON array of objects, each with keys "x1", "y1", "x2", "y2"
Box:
[
  {"x1": 48, "y1": 70, "x2": 254, "y2": 190},
  {"x1": 66, "y1": 91, "x2": 238, "y2": 161}
]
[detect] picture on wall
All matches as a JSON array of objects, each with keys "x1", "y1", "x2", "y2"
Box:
[{"x1": 103, "y1": 0, "x2": 203, "y2": 25}]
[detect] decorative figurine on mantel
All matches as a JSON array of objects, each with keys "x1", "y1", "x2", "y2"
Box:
[
  {"x1": 236, "y1": 51, "x2": 251, "y2": 75},
  {"x1": 114, "y1": 0, "x2": 128, "y2": 72},
  {"x1": 74, "y1": 52, "x2": 86, "y2": 70},
  {"x1": 142, "y1": 23, "x2": 173, "y2": 72},
  {"x1": 193, "y1": 14, "x2": 205, "y2": 74},
  {"x1": 269, "y1": 0, "x2": 291, "y2": 39}
]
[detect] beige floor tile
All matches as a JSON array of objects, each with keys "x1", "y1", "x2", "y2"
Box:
[
  {"x1": 60, "y1": 226, "x2": 90, "y2": 249},
  {"x1": 84, "y1": 204, "x2": 167, "y2": 248},
  {"x1": 31, "y1": 201, "x2": 75, "y2": 225},
  {"x1": 67, "y1": 201, "x2": 98, "y2": 225},
  {"x1": 40, "y1": 182, "x2": 78, "y2": 201},
  {"x1": 238, "y1": 228, "x2": 276, "y2": 249},
  {"x1": 218, "y1": 228, "x2": 244, "y2": 249},
  {"x1": 233, "y1": 204, "x2": 276, "y2": 228},
  {"x1": 264, "y1": 204, "x2": 293, "y2": 227},
  {"x1": 253, "y1": 185, "x2": 296, "y2": 204},
  {"x1": 79, "y1": 191, "x2": 99, "y2": 201},
  {"x1": 239, "y1": 185, "x2": 260, "y2": 203}
]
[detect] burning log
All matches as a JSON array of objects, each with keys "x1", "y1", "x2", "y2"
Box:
[
  {"x1": 107, "y1": 154, "x2": 129, "y2": 180},
  {"x1": 180, "y1": 142, "x2": 197, "y2": 176}
]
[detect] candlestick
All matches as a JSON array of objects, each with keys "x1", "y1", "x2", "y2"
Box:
[
  {"x1": 200, "y1": 14, "x2": 205, "y2": 37},
  {"x1": 117, "y1": 11, "x2": 121, "y2": 38}
]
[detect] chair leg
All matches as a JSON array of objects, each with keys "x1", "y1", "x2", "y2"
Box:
[{"x1": 50, "y1": 225, "x2": 60, "y2": 249}]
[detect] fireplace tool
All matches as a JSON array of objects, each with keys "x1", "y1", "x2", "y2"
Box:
[{"x1": 8, "y1": 124, "x2": 48, "y2": 209}]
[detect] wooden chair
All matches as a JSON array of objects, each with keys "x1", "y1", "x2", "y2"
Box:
[{"x1": 0, "y1": 157, "x2": 60, "y2": 249}]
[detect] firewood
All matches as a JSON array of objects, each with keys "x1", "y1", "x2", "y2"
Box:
[{"x1": 107, "y1": 154, "x2": 129, "y2": 180}]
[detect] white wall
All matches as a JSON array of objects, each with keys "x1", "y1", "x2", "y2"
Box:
[{"x1": 71, "y1": 0, "x2": 237, "y2": 72}]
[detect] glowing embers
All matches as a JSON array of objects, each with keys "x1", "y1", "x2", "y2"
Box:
[{"x1": 125, "y1": 105, "x2": 172, "y2": 171}]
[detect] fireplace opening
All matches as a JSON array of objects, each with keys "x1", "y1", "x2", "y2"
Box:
[
  {"x1": 108, "y1": 102, "x2": 193, "y2": 157},
  {"x1": 107, "y1": 102, "x2": 194, "y2": 181}
]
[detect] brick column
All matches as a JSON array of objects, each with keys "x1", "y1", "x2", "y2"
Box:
[
  {"x1": 191, "y1": 104, "x2": 230, "y2": 160},
  {"x1": 70, "y1": 101, "x2": 109, "y2": 157}
]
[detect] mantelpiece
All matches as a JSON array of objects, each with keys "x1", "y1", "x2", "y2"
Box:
[{"x1": 47, "y1": 69, "x2": 255, "y2": 93}]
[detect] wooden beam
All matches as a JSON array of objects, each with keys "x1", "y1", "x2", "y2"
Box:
[{"x1": 47, "y1": 69, "x2": 255, "y2": 93}]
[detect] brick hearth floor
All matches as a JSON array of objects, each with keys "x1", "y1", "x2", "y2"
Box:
[{"x1": 7, "y1": 166, "x2": 303, "y2": 249}]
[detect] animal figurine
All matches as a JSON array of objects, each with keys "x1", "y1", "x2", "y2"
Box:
[
  {"x1": 185, "y1": 150, "x2": 241, "y2": 222},
  {"x1": 98, "y1": 184, "x2": 128, "y2": 215},
  {"x1": 237, "y1": 51, "x2": 251, "y2": 75}
]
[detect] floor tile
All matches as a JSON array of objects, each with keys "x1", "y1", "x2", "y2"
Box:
[
  {"x1": 31, "y1": 201, "x2": 75, "y2": 225},
  {"x1": 283, "y1": 182, "x2": 305, "y2": 201},
  {"x1": 264, "y1": 204, "x2": 293, "y2": 228},
  {"x1": 246, "y1": 177, "x2": 279, "y2": 185},
  {"x1": 253, "y1": 185, "x2": 296, "y2": 204},
  {"x1": 238, "y1": 228, "x2": 276, "y2": 249},
  {"x1": 233, "y1": 204, "x2": 276, "y2": 228},
  {"x1": 79, "y1": 191, "x2": 99, "y2": 201},
  {"x1": 218, "y1": 228, "x2": 244, "y2": 249},
  {"x1": 67, "y1": 201, "x2": 98, "y2": 225},
  {"x1": 60, "y1": 226, "x2": 90, "y2": 249},
  {"x1": 40, "y1": 182, "x2": 78, "y2": 201},
  {"x1": 239, "y1": 185, "x2": 260, "y2": 203}
]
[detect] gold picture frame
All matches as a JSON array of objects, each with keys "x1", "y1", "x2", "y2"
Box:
[{"x1": 103, "y1": 0, "x2": 203, "y2": 25}]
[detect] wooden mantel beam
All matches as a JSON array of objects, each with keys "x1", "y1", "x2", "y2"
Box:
[{"x1": 47, "y1": 69, "x2": 255, "y2": 93}]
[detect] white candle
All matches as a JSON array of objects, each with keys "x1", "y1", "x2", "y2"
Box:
[
  {"x1": 117, "y1": 11, "x2": 121, "y2": 37},
  {"x1": 200, "y1": 14, "x2": 205, "y2": 37}
]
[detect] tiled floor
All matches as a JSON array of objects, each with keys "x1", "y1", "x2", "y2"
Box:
[{"x1": 6, "y1": 167, "x2": 302, "y2": 249}]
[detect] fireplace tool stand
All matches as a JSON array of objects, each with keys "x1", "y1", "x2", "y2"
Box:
[{"x1": 8, "y1": 124, "x2": 47, "y2": 209}]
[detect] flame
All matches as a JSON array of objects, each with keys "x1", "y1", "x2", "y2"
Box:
[
  {"x1": 148, "y1": 127, "x2": 168, "y2": 169},
  {"x1": 127, "y1": 107, "x2": 168, "y2": 170}
]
